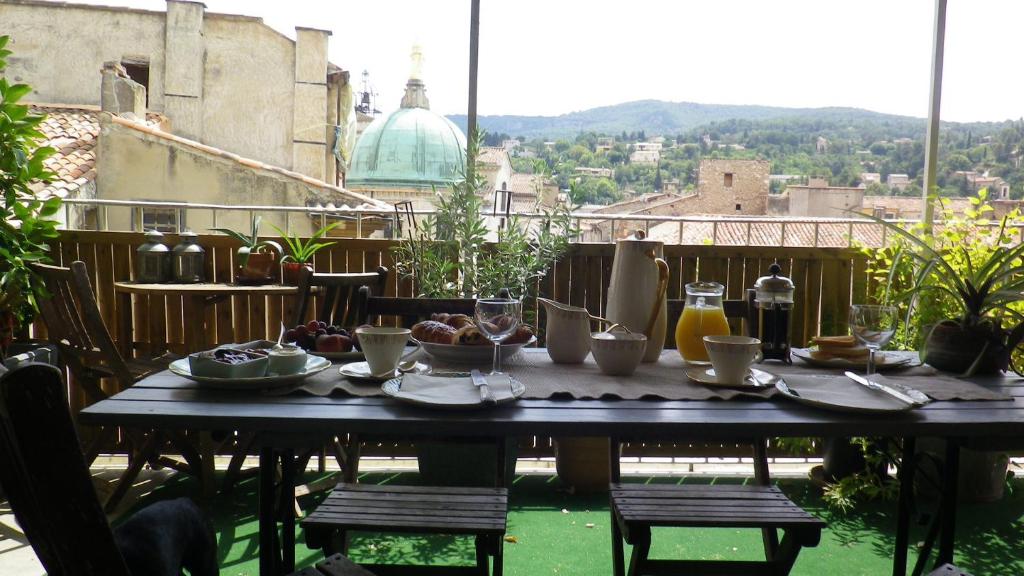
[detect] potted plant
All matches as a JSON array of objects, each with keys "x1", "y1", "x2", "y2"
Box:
[
  {"x1": 863, "y1": 196, "x2": 1024, "y2": 376},
  {"x1": 270, "y1": 222, "x2": 339, "y2": 285},
  {"x1": 0, "y1": 35, "x2": 59, "y2": 360},
  {"x1": 212, "y1": 216, "x2": 283, "y2": 285}
]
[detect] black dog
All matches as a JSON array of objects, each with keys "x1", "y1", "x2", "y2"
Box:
[{"x1": 113, "y1": 497, "x2": 218, "y2": 576}]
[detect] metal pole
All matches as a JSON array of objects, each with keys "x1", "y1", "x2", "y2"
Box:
[
  {"x1": 922, "y1": 0, "x2": 947, "y2": 234},
  {"x1": 466, "y1": 0, "x2": 480, "y2": 181}
]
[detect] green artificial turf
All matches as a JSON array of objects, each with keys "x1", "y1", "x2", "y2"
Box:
[{"x1": 125, "y1": 472, "x2": 1024, "y2": 576}]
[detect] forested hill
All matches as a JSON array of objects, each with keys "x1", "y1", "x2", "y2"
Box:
[{"x1": 447, "y1": 100, "x2": 936, "y2": 140}]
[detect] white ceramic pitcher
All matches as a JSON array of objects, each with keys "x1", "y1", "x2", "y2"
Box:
[
  {"x1": 605, "y1": 231, "x2": 669, "y2": 362},
  {"x1": 538, "y1": 298, "x2": 608, "y2": 363}
]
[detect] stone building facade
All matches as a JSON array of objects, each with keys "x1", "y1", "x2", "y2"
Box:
[
  {"x1": 1, "y1": 0, "x2": 351, "y2": 184},
  {"x1": 783, "y1": 178, "x2": 865, "y2": 217},
  {"x1": 695, "y1": 159, "x2": 770, "y2": 215}
]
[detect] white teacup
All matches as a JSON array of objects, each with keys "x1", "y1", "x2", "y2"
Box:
[
  {"x1": 357, "y1": 327, "x2": 415, "y2": 376},
  {"x1": 703, "y1": 335, "x2": 763, "y2": 385}
]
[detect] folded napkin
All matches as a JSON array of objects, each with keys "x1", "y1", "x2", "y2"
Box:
[
  {"x1": 396, "y1": 373, "x2": 519, "y2": 407},
  {"x1": 781, "y1": 374, "x2": 919, "y2": 411}
]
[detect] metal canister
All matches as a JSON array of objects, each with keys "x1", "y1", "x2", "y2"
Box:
[
  {"x1": 135, "y1": 229, "x2": 170, "y2": 283},
  {"x1": 171, "y1": 230, "x2": 205, "y2": 283}
]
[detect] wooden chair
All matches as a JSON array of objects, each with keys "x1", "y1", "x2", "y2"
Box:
[
  {"x1": 30, "y1": 261, "x2": 201, "y2": 512},
  {"x1": 221, "y1": 266, "x2": 391, "y2": 494},
  {"x1": 293, "y1": 266, "x2": 389, "y2": 328},
  {"x1": 608, "y1": 297, "x2": 825, "y2": 576},
  {"x1": 0, "y1": 363, "x2": 216, "y2": 575}
]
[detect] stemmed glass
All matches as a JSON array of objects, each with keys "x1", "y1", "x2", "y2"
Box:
[
  {"x1": 849, "y1": 304, "x2": 899, "y2": 377},
  {"x1": 474, "y1": 298, "x2": 522, "y2": 376}
]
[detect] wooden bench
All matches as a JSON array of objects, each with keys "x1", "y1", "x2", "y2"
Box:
[
  {"x1": 288, "y1": 553, "x2": 377, "y2": 576},
  {"x1": 303, "y1": 483, "x2": 508, "y2": 575},
  {"x1": 611, "y1": 482, "x2": 824, "y2": 576}
]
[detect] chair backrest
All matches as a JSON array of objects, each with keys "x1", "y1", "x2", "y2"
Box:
[
  {"x1": 359, "y1": 287, "x2": 511, "y2": 328},
  {"x1": 31, "y1": 261, "x2": 133, "y2": 393},
  {"x1": 0, "y1": 363, "x2": 130, "y2": 576},
  {"x1": 293, "y1": 266, "x2": 388, "y2": 328}
]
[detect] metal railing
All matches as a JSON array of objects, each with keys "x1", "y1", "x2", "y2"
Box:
[{"x1": 60, "y1": 197, "x2": 1024, "y2": 247}]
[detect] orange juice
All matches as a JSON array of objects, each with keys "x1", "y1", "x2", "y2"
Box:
[{"x1": 675, "y1": 305, "x2": 730, "y2": 363}]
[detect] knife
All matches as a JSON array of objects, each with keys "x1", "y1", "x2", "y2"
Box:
[
  {"x1": 470, "y1": 369, "x2": 497, "y2": 405},
  {"x1": 844, "y1": 371, "x2": 926, "y2": 406}
]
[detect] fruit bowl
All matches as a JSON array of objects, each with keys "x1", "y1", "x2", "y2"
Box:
[{"x1": 283, "y1": 320, "x2": 358, "y2": 355}]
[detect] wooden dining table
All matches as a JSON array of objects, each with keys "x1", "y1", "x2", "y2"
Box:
[{"x1": 78, "y1": 349, "x2": 1024, "y2": 576}]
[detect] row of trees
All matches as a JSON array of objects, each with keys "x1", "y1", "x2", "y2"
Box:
[{"x1": 506, "y1": 114, "x2": 1024, "y2": 204}]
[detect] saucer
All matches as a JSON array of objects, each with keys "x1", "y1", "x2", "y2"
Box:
[
  {"x1": 339, "y1": 361, "x2": 428, "y2": 382},
  {"x1": 685, "y1": 366, "x2": 777, "y2": 389}
]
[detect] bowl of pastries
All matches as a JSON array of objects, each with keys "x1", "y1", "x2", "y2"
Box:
[
  {"x1": 411, "y1": 313, "x2": 536, "y2": 364},
  {"x1": 792, "y1": 335, "x2": 912, "y2": 370}
]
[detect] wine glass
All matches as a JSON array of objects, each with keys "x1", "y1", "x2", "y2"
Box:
[
  {"x1": 849, "y1": 304, "x2": 899, "y2": 377},
  {"x1": 474, "y1": 298, "x2": 522, "y2": 376}
]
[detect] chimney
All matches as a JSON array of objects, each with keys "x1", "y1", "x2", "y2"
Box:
[
  {"x1": 100, "y1": 61, "x2": 147, "y2": 118},
  {"x1": 292, "y1": 27, "x2": 331, "y2": 180}
]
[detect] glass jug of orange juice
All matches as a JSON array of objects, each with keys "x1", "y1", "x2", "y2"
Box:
[{"x1": 675, "y1": 281, "x2": 730, "y2": 364}]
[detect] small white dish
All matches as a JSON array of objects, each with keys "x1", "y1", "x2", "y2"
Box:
[
  {"x1": 339, "y1": 361, "x2": 428, "y2": 382},
  {"x1": 791, "y1": 348, "x2": 914, "y2": 370},
  {"x1": 169, "y1": 355, "x2": 330, "y2": 389},
  {"x1": 685, "y1": 366, "x2": 778, "y2": 389}
]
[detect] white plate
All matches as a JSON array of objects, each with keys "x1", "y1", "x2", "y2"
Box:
[
  {"x1": 791, "y1": 348, "x2": 914, "y2": 371},
  {"x1": 774, "y1": 378, "x2": 914, "y2": 414},
  {"x1": 308, "y1": 349, "x2": 364, "y2": 361},
  {"x1": 416, "y1": 336, "x2": 537, "y2": 364},
  {"x1": 381, "y1": 372, "x2": 526, "y2": 409},
  {"x1": 339, "y1": 361, "x2": 429, "y2": 383},
  {"x1": 169, "y1": 355, "x2": 331, "y2": 389},
  {"x1": 685, "y1": 366, "x2": 779, "y2": 389}
]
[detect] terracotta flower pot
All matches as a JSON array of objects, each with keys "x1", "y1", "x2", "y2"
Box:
[
  {"x1": 236, "y1": 251, "x2": 278, "y2": 285},
  {"x1": 281, "y1": 262, "x2": 312, "y2": 286},
  {"x1": 923, "y1": 320, "x2": 1007, "y2": 375}
]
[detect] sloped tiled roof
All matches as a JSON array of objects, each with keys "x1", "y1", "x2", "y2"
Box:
[
  {"x1": 28, "y1": 104, "x2": 163, "y2": 199},
  {"x1": 647, "y1": 219, "x2": 886, "y2": 248},
  {"x1": 478, "y1": 146, "x2": 509, "y2": 167}
]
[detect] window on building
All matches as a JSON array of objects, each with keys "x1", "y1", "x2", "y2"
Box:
[
  {"x1": 133, "y1": 206, "x2": 184, "y2": 233},
  {"x1": 735, "y1": 203, "x2": 741, "y2": 211},
  {"x1": 723, "y1": 173, "x2": 734, "y2": 187},
  {"x1": 121, "y1": 58, "x2": 150, "y2": 106},
  {"x1": 872, "y1": 206, "x2": 887, "y2": 219}
]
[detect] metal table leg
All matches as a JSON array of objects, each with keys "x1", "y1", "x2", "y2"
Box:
[
  {"x1": 936, "y1": 439, "x2": 960, "y2": 566},
  {"x1": 259, "y1": 447, "x2": 279, "y2": 575},
  {"x1": 894, "y1": 437, "x2": 917, "y2": 576}
]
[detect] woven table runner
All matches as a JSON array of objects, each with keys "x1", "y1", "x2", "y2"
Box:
[{"x1": 271, "y1": 349, "x2": 1011, "y2": 402}]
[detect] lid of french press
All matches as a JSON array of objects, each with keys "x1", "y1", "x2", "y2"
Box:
[{"x1": 754, "y1": 262, "x2": 794, "y2": 292}]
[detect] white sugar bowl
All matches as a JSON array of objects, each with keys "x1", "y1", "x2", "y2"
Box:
[{"x1": 590, "y1": 324, "x2": 647, "y2": 376}]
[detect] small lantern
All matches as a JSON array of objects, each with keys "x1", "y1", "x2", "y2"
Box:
[
  {"x1": 751, "y1": 262, "x2": 795, "y2": 363},
  {"x1": 136, "y1": 229, "x2": 171, "y2": 283},
  {"x1": 171, "y1": 230, "x2": 205, "y2": 283}
]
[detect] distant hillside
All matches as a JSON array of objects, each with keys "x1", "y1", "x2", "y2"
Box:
[{"x1": 447, "y1": 100, "x2": 932, "y2": 140}]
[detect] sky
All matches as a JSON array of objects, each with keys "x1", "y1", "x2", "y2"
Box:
[{"x1": 62, "y1": 0, "x2": 1023, "y2": 123}]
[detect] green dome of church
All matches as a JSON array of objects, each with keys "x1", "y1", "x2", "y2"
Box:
[{"x1": 347, "y1": 107, "x2": 467, "y2": 190}]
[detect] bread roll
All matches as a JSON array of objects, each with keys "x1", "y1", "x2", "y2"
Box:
[
  {"x1": 503, "y1": 324, "x2": 535, "y2": 345},
  {"x1": 453, "y1": 324, "x2": 490, "y2": 346},
  {"x1": 411, "y1": 320, "x2": 457, "y2": 344}
]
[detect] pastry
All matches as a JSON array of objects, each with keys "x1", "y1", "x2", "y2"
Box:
[
  {"x1": 811, "y1": 335, "x2": 858, "y2": 348},
  {"x1": 453, "y1": 324, "x2": 490, "y2": 346},
  {"x1": 411, "y1": 320, "x2": 457, "y2": 344},
  {"x1": 432, "y1": 313, "x2": 474, "y2": 330},
  {"x1": 504, "y1": 324, "x2": 535, "y2": 345}
]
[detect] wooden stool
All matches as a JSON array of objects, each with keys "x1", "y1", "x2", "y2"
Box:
[
  {"x1": 303, "y1": 483, "x2": 508, "y2": 576},
  {"x1": 288, "y1": 553, "x2": 376, "y2": 575},
  {"x1": 611, "y1": 483, "x2": 825, "y2": 576},
  {"x1": 927, "y1": 565, "x2": 973, "y2": 576}
]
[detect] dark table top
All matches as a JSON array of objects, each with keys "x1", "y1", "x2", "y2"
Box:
[{"x1": 79, "y1": 350, "x2": 1024, "y2": 440}]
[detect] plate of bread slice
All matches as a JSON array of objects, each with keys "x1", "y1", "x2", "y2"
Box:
[
  {"x1": 411, "y1": 313, "x2": 537, "y2": 364},
  {"x1": 792, "y1": 335, "x2": 914, "y2": 371}
]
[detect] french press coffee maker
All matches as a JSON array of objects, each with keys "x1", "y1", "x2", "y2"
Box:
[{"x1": 750, "y1": 262, "x2": 794, "y2": 363}]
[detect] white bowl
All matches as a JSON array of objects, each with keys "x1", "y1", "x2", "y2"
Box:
[
  {"x1": 416, "y1": 336, "x2": 536, "y2": 364},
  {"x1": 590, "y1": 330, "x2": 647, "y2": 376}
]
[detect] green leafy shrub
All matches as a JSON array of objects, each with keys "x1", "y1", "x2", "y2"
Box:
[{"x1": 0, "y1": 35, "x2": 60, "y2": 351}]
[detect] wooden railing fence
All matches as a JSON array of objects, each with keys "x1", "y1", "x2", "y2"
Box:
[{"x1": 42, "y1": 230, "x2": 871, "y2": 459}]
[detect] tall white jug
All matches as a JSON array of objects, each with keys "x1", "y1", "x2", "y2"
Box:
[{"x1": 605, "y1": 231, "x2": 669, "y2": 362}]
